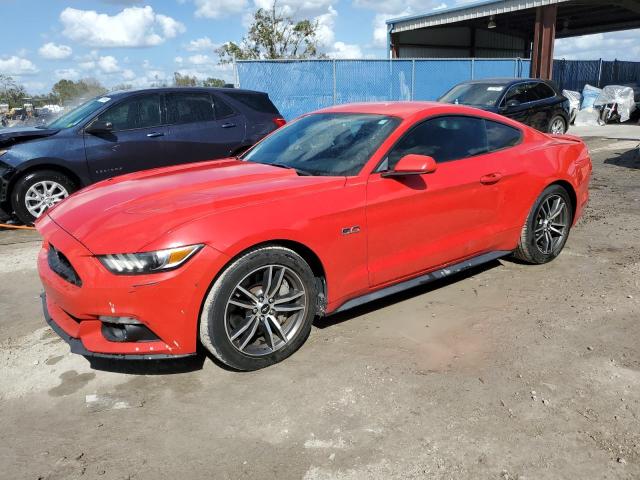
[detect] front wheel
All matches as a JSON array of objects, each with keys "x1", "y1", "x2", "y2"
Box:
[
  {"x1": 11, "y1": 170, "x2": 76, "y2": 225},
  {"x1": 513, "y1": 185, "x2": 573, "y2": 264},
  {"x1": 199, "y1": 246, "x2": 318, "y2": 371}
]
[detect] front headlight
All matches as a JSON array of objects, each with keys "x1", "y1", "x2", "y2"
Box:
[{"x1": 98, "y1": 244, "x2": 203, "y2": 275}]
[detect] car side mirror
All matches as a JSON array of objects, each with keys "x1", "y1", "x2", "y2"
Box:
[
  {"x1": 86, "y1": 120, "x2": 113, "y2": 134},
  {"x1": 381, "y1": 154, "x2": 437, "y2": 177}
]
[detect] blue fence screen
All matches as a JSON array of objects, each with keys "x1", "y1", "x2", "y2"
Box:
[
  {"x1": 553, "y1": 59, "x2": 640, "y2": 92},
  {"x1": 237, "y1": 58, "x2": 531, "y2": 120}
]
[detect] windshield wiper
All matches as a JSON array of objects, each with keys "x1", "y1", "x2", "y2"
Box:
[{"x1": 269, "y1": 162, "x2": 314, "y2": 176}]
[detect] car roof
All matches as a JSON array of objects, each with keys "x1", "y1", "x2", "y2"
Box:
[
  {"x1": 456, "y1": 78, "x2": 552, "y2": 86},
  {"x1": 106, "y1": 87, "x2": 267, "y2": 97},
  {"x1": 316, "y1": 101, "x2": 498, "y2": 119}
]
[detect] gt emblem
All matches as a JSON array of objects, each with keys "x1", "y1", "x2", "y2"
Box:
[{"x1": 341, "y1": 226, "x2": 361, "y2": 235}]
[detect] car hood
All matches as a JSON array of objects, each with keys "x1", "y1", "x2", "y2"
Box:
[
  {"x1": 0, "y1": 126, "x2": 59, "y2": 146},
  {"x1": 46, "y1": 159, "x2": 345, "y2": 254}
]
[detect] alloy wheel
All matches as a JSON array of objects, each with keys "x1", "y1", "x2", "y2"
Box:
[
  {"x1": 550, "y1": 118, "x2": 565, "y2": 134},
  {"x1": 24, "y1": 180, "x2": 69, "y2": 218},
  {"x1": 534, "y1": 194, "x2": 569, "y2": 255},
  {"x1": 224, "y1": 264, "x2": 307, "y2": 356}
]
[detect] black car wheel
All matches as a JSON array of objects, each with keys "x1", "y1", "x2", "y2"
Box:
[
  {"x1": 11, "y1": 170, "x2": 76, "y2": 225},
  {"x1": 548, "y1": 115, "x2": 567, "y2": 135},
  {"x1": 199, "y1": 246, "x2": 317, "y2": 371},
  {"x1": 513, "y1": 185, "x2": 573, "y2": 264}
]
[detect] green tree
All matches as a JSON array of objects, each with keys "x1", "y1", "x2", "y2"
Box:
[
  {"x1": 0, "y1": 74, "x2": 27, "y2": 108},
  {"x1": 202, "y1": 77, "x2": 226, "y2": 87},
  {"x1": 51, "y1": 78, "x2": 107, "y2": 105},
  {"x1": 217, "y1": 1, "x2": 322, "y2": 63},
  {"x1": 173, "y1": 72, "x2": 197, "y2": 87}
]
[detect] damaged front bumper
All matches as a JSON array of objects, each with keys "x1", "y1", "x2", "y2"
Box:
[{"x1": 36, "y1": 214, "x2": 229, "y2": 360}]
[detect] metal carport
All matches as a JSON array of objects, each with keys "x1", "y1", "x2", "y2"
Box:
[{"x1": 386, "y1": 0, "x2": 640, "y2": 79}]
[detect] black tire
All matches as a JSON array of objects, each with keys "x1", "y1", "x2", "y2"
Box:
[
  {"x1": 513, "y1": 185, "x2": 573, "y2": 264},
  {"x1": 199, "y1": 246, "x2": 318, "y2": 371},
  {"x1": 11, "y1": 170, "x2": 76, "y2": 225},
  {"x1": 547, "y1": 115, "x2": 567, "y2": 134}
]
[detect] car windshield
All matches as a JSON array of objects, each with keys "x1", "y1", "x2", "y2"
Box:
[
  {"x1": 43, "y1": 96, "x2": 112, "y2": 129},
  {"x1": 439, "y1": 83, "x2": 506, "y2": 107},
  {"x1": 242, "y1": 113, "x2": 400, "y2": 176}
]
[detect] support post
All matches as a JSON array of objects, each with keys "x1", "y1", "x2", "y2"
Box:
[
  {"x1": 597, "y1": 58, "x2": 603, "y2": 87},
  {"x1": 531, "y1": 5, "x2": 557, "y2": 79},
  {"x1": 332, "y1": 59, "x2": 337, "y2": 105},
  {"x1": 390, "y1": 33, "x2": 400, "y2": 59},
  {"x1": 411, "y1": 59, "x2": 416, "y2": 100}
]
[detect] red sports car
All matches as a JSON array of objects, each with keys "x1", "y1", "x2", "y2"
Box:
[{"x1": 36, "y1": 102, "x2": 592, "y2": 370}]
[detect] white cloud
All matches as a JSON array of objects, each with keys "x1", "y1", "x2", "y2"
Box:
[
  {"x1": 355, "y1": 0, "x2": 443, "y2": 48},
  {"x1": 38, "y1": 43, "x2": 73, "y2": 60},
  {"x1": 54, "y1": 68, "x2": 80, "y2": 80},
  {"x1": 194, "y1": 0, "x2": 248, "y2": 18},
  {"x1": 60, "y1": 6, "x2": 185, "y2": 48},
  {"x1": 327, "y1": 41, "x2": 363, "y2": 59},
  {"x1": 315, "y1": 6, "x2": 337, "y2": 47},
  {"x1": 185, "y1": 36, "x2": 220, "y2": 52},
  {"x1": 555, "y1": 30, "x2": 640, "y2": 61},
  {"x1": 78, "y1": 61, "x2": 96, "y2": 71},
  {"x1": 187, "y1": 54, "x2": 211, "y2": 65},
  {"x1": 0, "y1": 56, "x2": 38, "y2": 75},
  {"x1": 98, "y1": 55, "x2": 120, "y2": 73},
  {"x1": 175, "y1": 56, "x2": 184, "y2": 64},
  {"x1": 122, "y1": 69, "x2": 136, "y2": 80}
]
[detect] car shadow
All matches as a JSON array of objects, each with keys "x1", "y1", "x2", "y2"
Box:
[
  {"x1": 86, "y1": 259, "x2": 505, "y2": 374},
  {"x1": 603, "y1": 146, "x2": 640, "y2": 170},
  {"x1": 314, "y1": 259, "x2": 502, "y2": 330}
]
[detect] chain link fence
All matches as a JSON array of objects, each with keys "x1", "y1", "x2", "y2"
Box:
[{"x1": 236, "y1": 58, "x2": 531, "y2": 120}]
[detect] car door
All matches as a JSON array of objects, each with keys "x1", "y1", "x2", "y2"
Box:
[
  {"x1": 500, "y1": 83, "x2": 535, "y2": 125},
  {"x1": 164, "y1": 91, "x2": 246, "y2": 163},
  {"x1": 84, "y1": 93, "x2": 169, "y2": 182},
  {"x1": 527, "y1": 82, "x2": 557, "y2": 131},
  {"x1": 365, "y1": 115, "x2": 506, "y2": 287}
]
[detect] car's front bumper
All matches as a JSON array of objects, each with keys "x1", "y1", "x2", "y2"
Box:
[
  {"x1": 0, "y1": 160, "x2": 16, "y2": 204},
  {"x1": 37, "y1": 214, "x2": 229, "y2": 359}
]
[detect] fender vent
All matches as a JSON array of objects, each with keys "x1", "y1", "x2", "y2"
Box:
[{"x1": 48, "y1": 244, "x2": 82, "y2": 287}]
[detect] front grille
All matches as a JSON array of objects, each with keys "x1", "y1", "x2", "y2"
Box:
[{"x1": 48, "y1": 244, "x2": 82, "y2": 287}]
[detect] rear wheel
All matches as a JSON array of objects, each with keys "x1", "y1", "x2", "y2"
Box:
[
  {"x1": 199, "y1": 246, "x2": 317, "y2": 371},
  {"x1": 548, "y1": 115, "x2": 567, "y2": 135},
  {"x1": 11, "y1": 170, "x2": 76, "y2": 225},
  {"x1": 513, "y1": 185, "x2": 573, "y2": 264}
]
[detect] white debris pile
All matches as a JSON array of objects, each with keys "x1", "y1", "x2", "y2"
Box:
[{"x1": 572, "y1": 83, "x2": 637, "y2": 126}]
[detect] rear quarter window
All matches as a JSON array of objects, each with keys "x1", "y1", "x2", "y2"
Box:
[
  {"x1": 486, "y1": 120, "x2": 522, "y2": 151},
  {"x1": 225, "y1": 92, "x2": 279, "y2": 114}
]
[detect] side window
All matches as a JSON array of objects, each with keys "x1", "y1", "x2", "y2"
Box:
[
  {"x1": 166, "y1": 93, "x2": 215, "y2": 124},
  {"x1": 96, "y1": 94, "x2": 161, "y2": 131},
  {"x1": 213, "y1": 95, "x2": 235, "y2": 118},
  {"x1": 387, "y1": 116, "x2": 488, "y2": 168},
  {"x1": 503, "y1": 84, "x2": 530, "y2": 105},
  {"x1": 530, "y1": 82, "x2": 555, "y2": 100},
  {"x1": 486, "y1": 120, "x2": 522, "y2": 151}
]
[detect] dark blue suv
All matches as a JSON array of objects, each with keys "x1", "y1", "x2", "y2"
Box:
[{"x1": 0, "y1": 87, "x2": 285, "y2": 224}]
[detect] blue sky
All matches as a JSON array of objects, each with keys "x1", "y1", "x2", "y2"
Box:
[{"x1": 1, "y1": 0, "x2": 639, "y2": 94}]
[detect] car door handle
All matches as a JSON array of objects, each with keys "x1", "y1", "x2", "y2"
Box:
[
  {"x1": 146, "y1": 132, "x2": 164, "y2": 138},
  {"x1": 221, "y1": 122, "x2": 236, "y2": 128},
  {"x1": 480, "y1": 172, "x2": 503, "y2": 185}
]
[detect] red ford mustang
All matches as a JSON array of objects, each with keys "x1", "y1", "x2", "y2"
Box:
[{"x1": 36, "y1": 102, "x2": 592, "y2": 370}]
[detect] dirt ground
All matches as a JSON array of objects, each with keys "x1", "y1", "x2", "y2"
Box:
[{"x1": 0, "y1": 133, "x2": 639, "y2": 480}]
